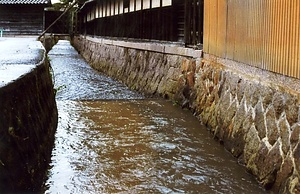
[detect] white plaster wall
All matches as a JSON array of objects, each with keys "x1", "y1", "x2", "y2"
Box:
[
  {"x1": 152, "y1": 0, "x2": 160, "y2": 8},
  {"x1": 119, "y1": 1, "x2": 123, "y2": 14},
  {"x1": 130, "y1": 0, "x2": 135, "y2": 12},
  {"x1": 99, "y1": 5, "x2": 103, "y2": 18},
  {"x1": 162, "y1": 0, "x2": 171, "y2": 6},
  {"x1": 107, "y1": 2, "x2": 111, "y2": 16},
  {"x1": 136, "y1": 0, "x2": 142, "y2": 11},
  {"x1": 115, "y1": 1, "x2": 119, "y2": 15},
  {"x1": 96, "y1": 6, "x2": 99, "y2": 18},
  {"x1": 84, "y1": 0, "x2": 173, "y2": 20},
  {"x1": 111, "y1": 1, "x2": 115, "y2": 15},
  {"x1": 143, "y1": 0, "x2": 150, "y2": 9}
]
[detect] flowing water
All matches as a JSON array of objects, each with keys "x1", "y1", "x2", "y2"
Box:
[{"x1": 44, "y1": 40, "x2": 266, "y2": 193}]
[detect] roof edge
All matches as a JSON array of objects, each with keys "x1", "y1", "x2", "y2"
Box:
[{"x1": 0, "y1": 0, "x2": 51, "y2": 5}]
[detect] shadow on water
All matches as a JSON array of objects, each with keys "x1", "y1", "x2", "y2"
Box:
[{"x1": 43, "y1": 40, "x2": 267, "y2": 193}]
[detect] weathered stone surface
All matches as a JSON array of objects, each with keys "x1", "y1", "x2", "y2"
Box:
[
  {"x1": 265, "y1": 106, "x2": 279, "y2": 145},
  {"x1": 291, "y1": 124, "x2": 300, "y2": 150},
  {"x1": 273, "y1": 153, "x2": 294, "y2": 193},
  {"x1": 285, "y1": 96, "x2": 299, "y2": 126},
  {"x1": 261, "y1": 87, "x2": 275, "y2": 110},
  {"x1": 288, "y1": 177, "x2": 300, "y2": 194},
  {"x1": 244, "y1": 125, "x2": 261, "y2": 169},
  {"x1": 73, "y1": 36, "x2": 300, "y2": 193},
  {"x1": 254, "y1": 99, "x2": 267, "y2": 139},
  {"x1": 0, "y1": 38, "x2": 58, "y2": 192},
  {"x1": 293, "y1": 143, "x2": 300, "y2": 173},
  {"x1": 278, "y1": 115, "x2": 291, "y2": 155},
  {"x1": 273, "y1": 92, "x2": 286, "y2": 119},
  {"x1": 232, "y1": 97, "x2": 247, "y2": 136},
  {"x1": 255, "y1": 141, "x2": 283, "y2": 188}
]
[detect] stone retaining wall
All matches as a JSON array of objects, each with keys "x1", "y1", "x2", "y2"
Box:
[
  {"x1": 73, "y1": 35, "x2": 300, "y2": 193},
  {"x1": 40, "y1": 34, "x2": 70, "y2": 52},
  {"x1": 0, "y1": 46, "x2": 58, "y2": 192}
]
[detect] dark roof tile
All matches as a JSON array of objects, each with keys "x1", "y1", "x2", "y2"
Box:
[{"x1": 0, "y1": 0, "x2": 50, "y2": 5}]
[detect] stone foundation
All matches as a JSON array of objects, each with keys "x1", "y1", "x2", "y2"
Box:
[
  {"x1": 40, "y1": 34, "x2": 70, "y2": 52},
  {"x1": 73, "y1": 35, "x2": 300, "y2": 193},
  {"x1": 0, "y1": 40, "x2": 58, "y2": 192}
]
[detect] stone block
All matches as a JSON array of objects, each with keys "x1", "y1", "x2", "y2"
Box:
[
  {"x1": 265, "y1": 106, "x2": 279, "y2": 145},
  {"x1": 0, "y1": 39, "x2": 57, "y2": 191}
]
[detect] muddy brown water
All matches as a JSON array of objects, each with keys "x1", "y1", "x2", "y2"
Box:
[{"x1": 44, "y1": 40, "x2": 267, "y2": 193}]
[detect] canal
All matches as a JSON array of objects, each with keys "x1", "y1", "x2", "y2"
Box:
[{"x1": 44, "y1": 40, "x2": 266, "y2": 193}]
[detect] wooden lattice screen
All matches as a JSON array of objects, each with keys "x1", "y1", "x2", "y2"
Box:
[{"x1": 204, "y1": 0, "x2": 300, "y2": 79}]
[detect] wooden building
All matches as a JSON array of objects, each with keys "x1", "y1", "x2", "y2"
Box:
[
  {"x1": 78, "y1": 0, "x2": 204, "y2": 46},
  {"x1": 204, "y1": 0, "x2": 300, "y2": 79},
  {"x1": 45, "y1": 9, "x2": 70, "y2": 34},
  {"x1": 78, "y1": 0, "x2": 300, "y2": 79},
  {"x1": 0, "y1": 0, "x2": 51, "y2": 35}
]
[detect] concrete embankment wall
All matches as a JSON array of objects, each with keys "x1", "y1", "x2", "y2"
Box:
[
  {"x1": 0, "y1": 39, "x2": 58, "y2": 192},
  {"x1": 73, "y1": 35, "x2": 300, "y2": 193}
]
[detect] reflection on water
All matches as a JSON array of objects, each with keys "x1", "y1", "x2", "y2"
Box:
[
  {"x1": 44, "y1": 100, "x2": 265, "y2": 193},
  {"x1": 44, "y1": 40, "x2": 266, "y2": 193}
]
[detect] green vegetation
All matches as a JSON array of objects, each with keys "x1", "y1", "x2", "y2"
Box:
[{"x1": 54, "y1": 85, "x2": 66, "y2": 95}]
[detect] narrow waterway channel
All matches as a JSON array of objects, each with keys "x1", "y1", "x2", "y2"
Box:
[{"x1": 44, "y1": 40, "x2": 266, "y2": 193}]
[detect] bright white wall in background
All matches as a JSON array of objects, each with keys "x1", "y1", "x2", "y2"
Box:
[{"x1": 162, "y1": 0, "x2": 171, "y2": 6}]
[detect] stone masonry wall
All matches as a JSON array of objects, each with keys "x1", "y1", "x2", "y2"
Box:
[
  {"x1": 0, "y1": 55, "x2": 58, "y2": 191},
  {"x1": 73, "y1": 36, "x2": 300, "y2": 193}
]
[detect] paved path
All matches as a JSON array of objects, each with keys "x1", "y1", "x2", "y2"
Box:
[{"x1": 0, "y1": 37, "x2": 45, "y2": 87}]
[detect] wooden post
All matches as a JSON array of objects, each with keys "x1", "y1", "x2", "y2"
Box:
[
  {"x1": 38, "y1": 0, "x2": 77, "y2": 40},
  {"x1": 198, "y1": 0, "x2": 204, "y2": 44},
  {"x1": 184, "y1": 0, "x2": 191, "y2": 45},
  {"x1": 150, "y1": 0, "x2": 153, "y2": 39},
  {"x1": 192, "y1": 0, "x2": 196, "y2": 45}
]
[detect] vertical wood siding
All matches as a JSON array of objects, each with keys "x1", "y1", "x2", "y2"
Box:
[
  {"x1": 80, "y1": 0, "x2": 182, "y2": 42},
  {"x1": 45, "y1": 10, "x2": 69, "y2": 34},
  {"x1": 0, "y1": 5, "x2": 44, "y2": 35},
  {"x1": 80, "y1": 0, "x2": 204, "y2": 44},
  {"x1": 204, "y1": 0, "x2": 300, "y2": 79},
  {"x1": 184, "y1": 0, "x2": 204, "y2": 46}
]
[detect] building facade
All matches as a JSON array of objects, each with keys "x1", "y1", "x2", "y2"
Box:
[
  {"x1": 75, "y1": 0, "x2": 300, "y2": 192},
  {"x1": 78, "y1": 0, "x2": 204, "y2": 46},
  {"x1": 0, "y1": 0, "x2": 50, "y2": 35}
]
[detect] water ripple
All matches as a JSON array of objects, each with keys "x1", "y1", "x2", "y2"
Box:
[{"x1": 44, "y1": 41, "x2": 267, "y2": 194}]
